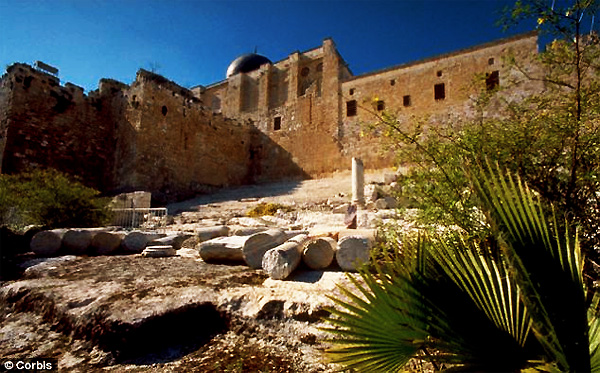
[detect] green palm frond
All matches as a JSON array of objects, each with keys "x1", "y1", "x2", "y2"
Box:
[
  {"x1": 471, "y1": 161, "x2": 591, "y2": 371},
  {"x1": 323, "y1": 233, "x2": 533, "y2": 371},
  {"x1": 322, "y1": 269, "x2": 430, "y2": 371},
  {"x1": 430, "y1": 233, "x2": 532, "y2": 347},
  {"x1": 590, "y1": 294, "x2": 600, "y2": 372}
]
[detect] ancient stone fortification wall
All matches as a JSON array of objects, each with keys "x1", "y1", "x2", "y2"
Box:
[
  {"x1": 338, "y1": 32, "x2": 541, "y2": 168},
  {"x1": 201, "y1": 38, "x2": 352, "y2": 180},
  {"x1": 0, "y1": 32, "x2": 542, "y2": 201},
  {"x1": 0, "y1": 64, "x2": 121, "y2": 191},
  {"x1": 121, "y1": 70, "x2": 255, "y2": 200},
  {"x1": 201, "y1": 33, "x2": 540, "y2": 176},
  {"x1": 0, "y1": 66, "x2": 261, "y2": 201}
]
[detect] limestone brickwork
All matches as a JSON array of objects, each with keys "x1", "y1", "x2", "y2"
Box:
[
  {"x1": 339, "y1": 32, "x2": 541, "y2": 168},
  {"x1": 0, "y1": 64, "x2": 122, "y2": 191},
  {"x1": 0, "y1": 32, "x2": 541, "y2": 201}
]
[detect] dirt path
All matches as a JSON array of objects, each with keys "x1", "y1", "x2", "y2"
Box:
[{"x1": 167, "y1": 170, "x2": 392, "y2": 214}]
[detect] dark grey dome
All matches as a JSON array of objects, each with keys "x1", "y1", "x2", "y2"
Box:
[{"x1": 226, "y1": 53, "x2": 272, "y2": 78}]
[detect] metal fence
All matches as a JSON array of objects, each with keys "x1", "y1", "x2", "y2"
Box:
[{"x1": 110, "y1": 208, "x2": 168, "y2": 231}]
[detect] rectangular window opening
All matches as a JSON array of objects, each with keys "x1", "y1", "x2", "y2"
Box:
[
  {"x1": 274, "y1": 116, "x2": 282, "y2": 131},
  {"x1": 434, "y1": 83, "x2": 445, "y2": 101},
  {"x1": 403, "y1": 95, "x2": 411, "y2": 107},
  {"x1": 346, "y1": 100, "x2": 357, "y2": 117},
  {"x1": 486, "y1": 70, "x2": 500, "y2": 91},
  {"x1": 376, "y1": 100, "x2": 385, "y2": 111}
]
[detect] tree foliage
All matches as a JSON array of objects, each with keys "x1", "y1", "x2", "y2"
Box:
[
  {"x1": 372, "y1": 0, "x2": 600, "y2": 264},
  {"x1": 0, "y1": 169, "x2": 111, "y2": 229}
]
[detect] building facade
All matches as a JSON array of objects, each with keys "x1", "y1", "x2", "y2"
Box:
[{"x1": 0, "y1": 32, "x2": 540, "y2": 201}]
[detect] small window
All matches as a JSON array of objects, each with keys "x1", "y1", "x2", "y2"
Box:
[
  {"x1": 437, "y1": 70, "x2": 443, "y2": 77},
  {"x1": 488, "y1": 57, "x2": 495, "y2": 65},
  {"x1": 434, "y1": 83, "x2": 445, "y2": 100},
  {"x1": 390, "y1": 79, "x2": 396, "y2": 86},
  {"x1": 349, "y1": 88, "x2": 355, "y2": 95},
  {"x1": 274, "y1": 116, "x2": 282, "y2": 131},
  {"x1": 376, "y1": 100, "x2": 385, "y2": 111},
  {"x1": 346, "y1": 100, "x2": 357, "y2": 117},
  {"x1": 301, "y1": 67, "x2": 310, "y2": 77},
  {"x1": 161, "y1": 105, "x2": 168, "y2": 116},
  {"x1": 486, "y1": 70, "x2": 500, "y2": 91},
  {"x1": 403, "y1": 95, "x2": 411, "y2": 107}
]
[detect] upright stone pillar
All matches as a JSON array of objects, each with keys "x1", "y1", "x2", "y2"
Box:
[{"x1": 352, "y1": 157, "x2": 365, "y2": 206}]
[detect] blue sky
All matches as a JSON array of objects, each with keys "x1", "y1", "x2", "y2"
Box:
[{"x1": 0, "y1": 0, "x2": 539, "y2": 92}]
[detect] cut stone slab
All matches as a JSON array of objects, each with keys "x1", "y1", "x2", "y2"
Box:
[{"x1": 141, "y1": 245, "x2": 176, "y2": 257}]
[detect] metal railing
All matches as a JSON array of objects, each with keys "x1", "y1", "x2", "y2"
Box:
[{"x1": 110, "y1": 208, "x2": 168, "y2": 231}]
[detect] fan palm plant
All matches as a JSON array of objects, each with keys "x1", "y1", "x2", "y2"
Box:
[{"x1": 323, "y1": 163, "x2": 600, "y2": 371}]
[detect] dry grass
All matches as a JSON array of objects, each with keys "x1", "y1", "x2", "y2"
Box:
[{"x1": 246, "y1": 203, "x2": 292, "y2": 217}]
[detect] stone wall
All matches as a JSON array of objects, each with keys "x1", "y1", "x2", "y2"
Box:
[
  {"x1": 0, "y1": 65, "x2": 312, "y2": 202},
  {"x1": 201, "y1": 38, "x2": 352, "y2": 180},
  {"x1": 338, "y1": 31, "x2": 541, "y2": 168},
  {"x1": 0, "y1": 32, "x2": 542, "y2": 202},
  {"x1": 0, "y1": 64, "x2": 122, "y2": 191},
  {"x1": 119, "y1": 70, "x2": 255, "y2": 200},
  {"x1": 200, "y1": 33, "x2": 540, "y2": 175}
]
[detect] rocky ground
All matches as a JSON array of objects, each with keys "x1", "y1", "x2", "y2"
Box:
[{"x1": 0, "y1": 170, "x2": 422, "y2": 372}]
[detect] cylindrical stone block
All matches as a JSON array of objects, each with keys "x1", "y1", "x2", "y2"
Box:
[
  {"x1": 148, "y1": 233, "x2": 191, "y2": 250},
  {"x1": 336, "y1": 235, "x2": 372, "y2": 271},
  {"x1": 231, "y1": 227, "x2": 268, "y2": 236},
  {"x1": 91, "y1": 231, "x2": 125, "y2": 255},
  {"x1": 121, "y1": 231, "x2": 164, "y2": 253},
  {"x1": 242, "y1": 228, "x2": 288, "y2": 269},
  {"x1": 262, "y1": 234, "x2": 309, "y2": 280},
  {"x1": 30, "y1": 229, "x2": 67, "y2": 257},
  {"x1": 62, "y1": 229, "x2": 93, "y2": 255},
  {"x1": 198, "y1": 235, "x2": 250, "y2": 263},
  {"x1": 196, "y1": 226, "x2": 230, "y2": 242},
  {"x1": 302, "y1": 237, "x2": 337, "y2": 270},
  {"x1": 352, "y1": 157, "x2": 365, "y2": 206}
]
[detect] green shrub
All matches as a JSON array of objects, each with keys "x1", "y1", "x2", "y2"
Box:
[
  {"x1": 0, "y1": 169, "x2": 111, "y2": 229},
  {"x1": 246, "y1": 202, "x2": 291, "y2": 217}
]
